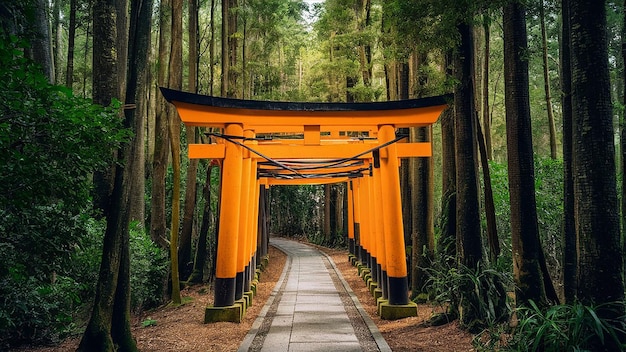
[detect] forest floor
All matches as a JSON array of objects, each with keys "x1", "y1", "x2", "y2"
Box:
[{"x1": 16, "y1": 241, "x2": 475, "y2": 352}]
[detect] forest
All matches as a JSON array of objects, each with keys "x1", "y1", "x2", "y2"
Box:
[{"x1": 1, "y1": 0, "x2": 625, "y2": 350}]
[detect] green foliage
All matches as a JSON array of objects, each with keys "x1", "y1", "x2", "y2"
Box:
[
  {"x1": 141, "y1": 317, "x2": 157, "y2": 327},
  {"x1": 269, "y1": 185, "x2": 323, "y2": 239},
  {"x1": 425, "y1": 253, "x2": 512, "y2": 332},
  {"x1": 0, "y1": 34, "x2": 127, "y2": 348},
  {"x1": 129, "y1": 222, "x2": 168, "y2": 312},
  {"x1": 508, "y1": 301, "x2": 626, "y2": 351},
  {"x1": 486, "y1": 157, "x2": 564, "y2": 283}
]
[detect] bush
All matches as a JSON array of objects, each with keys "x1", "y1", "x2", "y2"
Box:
[
  {"x1": 0, "y1": 34, "x2": 127, "y2": 348},
  {"x1": 509, "y1": 300, "x2": 626, "y2": 351},
  {"x1": 129, "y1": 223, "x2": 168, "y2": 312}
]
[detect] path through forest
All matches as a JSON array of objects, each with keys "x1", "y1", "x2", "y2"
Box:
[{"x1": 17, "y1": 240, "x2": 474, "y2": 352}]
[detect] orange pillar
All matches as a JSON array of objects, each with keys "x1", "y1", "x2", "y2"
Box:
[
  {"x1": 352, "y1": 178, "x2": 362, "y2": 263},
  {"x1": 347, "y1": 180, "x2": 355, "y2": 258},
  {"x1": 371, "y1": 161, "x2": 387, "y2": 298},
  {"x1": 377, "y1": 125, "x2": 409, "y2": 305},
  {"x1": 359, "y1": 174, "x2": 372, "y2": 268},
  {"x1": 214, "y1": 124, "x2": 243, "y2": 307}
]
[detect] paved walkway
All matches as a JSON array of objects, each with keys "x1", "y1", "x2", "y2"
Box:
[{"x1": 238, "y1": 238, "x2": 391, "y2": 352}]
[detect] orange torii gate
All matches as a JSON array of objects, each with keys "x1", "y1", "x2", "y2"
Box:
[{"x1": 160, "y1": 87, "x2": 450, "y2": 322}]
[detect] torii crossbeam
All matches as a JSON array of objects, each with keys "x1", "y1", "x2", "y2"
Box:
[{"x1": 161, "y1": 87, "x2": 450, "y2": 322}]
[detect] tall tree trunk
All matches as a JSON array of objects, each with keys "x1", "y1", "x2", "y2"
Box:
[
  {"x1": 179, "y1": 0, "x2": 200, "y2": 281},
  {"x1": 482, "y1": 15, "x2": 492, "y2": 160},
  {"x1": 540, "y1": 1, "x2": 558, "y2": 160},
  {"x1": 475, "y1": 113, "x2": 499, "y2": 262},
  {"x1": 150, "y1": 0, "x2": 171, "y2": 248},
  {"x1": 52, "y1": 0, "x2": 62, "y2": 84},
  {"x1": 410, "y1": 127, "x2": 434, "y2": 297},
  {"x1": 78, "y1": 0, "x2": 151, "y2": 348},
  {"x1": 504, "y1": 1, "x2": 557, "y2": 307},
  {"x1": 561, "y1": 0, "x2": 576, "y2": 304},
  {"x1": 324, "y1": 184, "x2": 331, "y2": 242},
  {"x1": 454, "y1": 23, "x2": 506, "y2": 332},
  {"x1": 226, "y1": 0, "x2": 238, "y2": 97},
  {"x1": 209, "y1": 0, "x2": 216, "y2": 95},
  {"x1": 622, "y1": 0, "x2": 626, "y2": 286},
  {"x1": 31, "y1": 0, "x2": 54, "y2": 83},
  {"x1": 168, "y1": 0, "x2": 183, "y2": 305},
  {"x1": 65, "y1": 0, "x2": 77, "y2": 89},
  {"x1": 189, "y1": 163, "x2": 216, "y2": 283},
  {"x1": 569, "y1": 1, "x2": 625, "y2": 346},
  {"x1": 116, "y1": 0, "x2": 128, "y2": 101},
  {"x1": 438, "y1": 52, "x2": 456, "y2": 265},
  {"x1": 91, "y1": 0, "x2": 119, "y2": 218}
]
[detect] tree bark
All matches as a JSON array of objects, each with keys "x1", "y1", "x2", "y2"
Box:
[
  {"x1": 482, "y1": 15, "x2": 492, "y2": 160},
  {"x1": 569, "y1": 0, "x2": 625, "y2": 341},
  {"x1": 65, "y1": 0, "x2": 77, "y2": 88},
  {"x1": 454, "y1": 23, "x2": 485, "y2": 331},
  {"x1": 561, "y1": 0, "x2": 576, "y2": 304},
  {"x1": 92, "y1": 0, "x2": 119, "y2": 218},
  {"x1": 179, "y1": 0, "x2": 200, "y2": 281},
  {"x1": 78, "y1": 0, "x2": 152, "y2": 348},
  {"x1": 503, "y1": 1, "x2": 557, "y2": 307},
  {"x1": 540, "y1": 1, "x2": 558, "y2": 160},
  {"x1": 438, "y1": 52, "x2": 456, "y2": 264},
  {"x1": 622, "y1": 0, "x2": 626, "y2": 286},
  {"x1": 168, "y1": 0, "x2": 183, "y2": 305},
  {"x1": 189, "y1": 163, "x2": 216, "y2": 283},
  {"x1": 150, "y1": 0, "x2": 171, "y2": 249},
  {"x1": 410, "y1": 126, "x2": 434, "y2": 297},
  {"x1": 31, "y1": 0, "x2": 54, "y2": 83}
]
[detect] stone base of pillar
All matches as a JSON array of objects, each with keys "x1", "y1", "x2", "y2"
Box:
[
  {"x1": 378, "y1": 301, "x2": 418, "y2": 320},
  {"x1": 204, "y1": 303, "x2": 243, "y2": 323}
]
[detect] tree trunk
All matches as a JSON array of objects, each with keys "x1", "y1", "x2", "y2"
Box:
[
  {"x1": 92, "y1": 0, "x2": 119, "y2": 218},
  {"x1": 168, "y1": 0, "x2": 183, "y2": 305},
  {"x1": 52, "y1": 0, "x2": 62, "y2": 84},
  {"x1": 226, "y1": 0, "x2": 238, "y2": 97},
  {"x1": 475, "y1": 113, "x2": 499, "y2": 263},
  {"x1": 65, "y1": 0, "x2": 77, "y2": 88},
  {"x1": 454, "y1": 23, "x2": 506, "y2": 332},
  {"x1": 410, "y1": 127, "x2": 434, "y2": 297},
  {"x1": 454, "y1": 22, "x2": 481, "y2": 272},
  {"x1": 482, "y1": 15, "x2": 492, "y2": 160},
  {"x1": 540, "y1": 1, "x2": 558, "y2": 160},
  {"x1": 116, "y1": 0, "x2": 128, "y2": 101},
  {"x1": 150, "y1": 0, "x2": 171, "y2": 248},
  {"x1": 179, "y1": 0, "x2": 200, "y2": 281},
  {"x1": 324, "y1": 184, "x2": 331, "y2": 242},
  {"x1": 622, "y1": 0, "x2": 626, "y2": 286},
  {"x1": 209, "y1": 0, "x2": 216, "y2": 95},
  {"x1": 189, "y1": 163, "x2": 216, "y2": 283},
  {"x1": 31, "y1": 0, "x2": 54, "y2": 83},
  {"x1": 561, "y1": 0, "x2": 576, "y2": 304},
  {"x1": 569, "y1": 1, "x2": 625, "y2": 345},
  {"x1": 78, "y1": 0, "x2": 152, "y2": 348},
  {"x1": 504, "y1": 1, "x2": 558, "y2": 307},
  {"x1": 438, "y1": 53, "x2": 456, "y2": 264}
]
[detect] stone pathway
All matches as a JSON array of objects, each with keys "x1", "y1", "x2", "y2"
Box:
[{"x1": 238, "y1": 238, "x2": 390, "y2": 352}]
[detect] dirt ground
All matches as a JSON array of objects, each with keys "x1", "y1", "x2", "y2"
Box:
[{"x1": 15, "y1": 243, "x2": 475, "y2": 352}]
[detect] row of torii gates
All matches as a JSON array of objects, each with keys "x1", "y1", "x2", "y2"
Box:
[{"x1": 161, "y1": 88, "x2": 449, "y2": 322}]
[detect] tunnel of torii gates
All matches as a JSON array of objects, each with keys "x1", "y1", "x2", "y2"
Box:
[{"x1": 160, "y1": 87, "x2": 450, "y2": 322}]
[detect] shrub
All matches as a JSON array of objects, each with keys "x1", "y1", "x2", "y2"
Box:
[
  {"x1": 129, "y1": 223, "x2": 168, "y2": 312},
  {"x1": 508, "y1": 300, "x2": 626, "y2": 351}
]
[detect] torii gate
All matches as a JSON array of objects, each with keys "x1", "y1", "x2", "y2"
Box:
[{"x1": 160, "y1": 87, "x2": 449, "y2": 322}]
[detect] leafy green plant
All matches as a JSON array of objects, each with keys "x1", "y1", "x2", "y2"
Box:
[
  {"x1": 0, "y1": 33, "x2": 127, "y2": 348},
  {"x1": 141, "y1": 318, "x2": 157, "y2": 327},
  {"x1": 424, "y1": 255, "x2": 512, "y2": 332},
  {"x1": 129, "y1": 222, "x2": 168, "y2": 312},
  {"x1": 508, "y1": 300, "x2": 626, "y2": 351}
]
